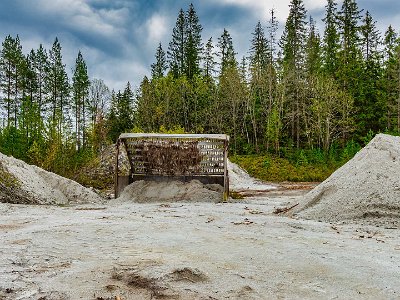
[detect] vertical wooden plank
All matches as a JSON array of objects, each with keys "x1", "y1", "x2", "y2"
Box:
[
  {"x1": 114, "y1": 139, "x2": 120, "y2": 198},
  {"x1": 223, "y1": 138, "x2": 229, "y2": 201}
]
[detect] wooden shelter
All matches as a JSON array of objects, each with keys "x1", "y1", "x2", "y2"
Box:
[{"x1": 115, "y1": 133, "x2": 230, "y2": 200}]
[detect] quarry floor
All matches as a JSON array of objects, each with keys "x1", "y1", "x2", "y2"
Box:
[{"x1": 0, "y1": 187, "x2": 399, "y2": 300}]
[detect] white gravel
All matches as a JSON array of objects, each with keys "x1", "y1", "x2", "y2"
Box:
[
  {"x1": 294, "y1": 134, "x2": 400, "y2": 228},
  {"x1": 228, "y1": 160, "x2": 277, "y2": 191},
  {"x1": 0, "y1": 152, "x2": 103, "y2": 205}
]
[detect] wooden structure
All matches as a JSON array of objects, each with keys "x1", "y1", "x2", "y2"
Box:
[{"x1": 115, "y1": 133, "x2": 229, "y2": 200}]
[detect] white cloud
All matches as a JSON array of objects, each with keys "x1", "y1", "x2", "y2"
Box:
[
  {"x1": 145, "y1": 13, "x2": 169, "y2": 46},
  {"x1": 36, "y1": 0, "x2": 127, "y2": 39},
  {"x1": 213, "y1": 0, "x2": 325, "y2": 22}
]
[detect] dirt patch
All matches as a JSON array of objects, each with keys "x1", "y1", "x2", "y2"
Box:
[
  {"x1": 169, "y1": 268, "x2": 208, "y2": 283},
  {"x1": 293, "y1": 134, "x2": 400, "y2": 228},
  {"x1": 111, "y1": 269, "x2": 176, "y2": 299}
]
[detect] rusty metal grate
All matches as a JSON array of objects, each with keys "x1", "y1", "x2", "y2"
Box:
[{"x1": 115, "y1": 133, "x2": 229, "y2": 200}]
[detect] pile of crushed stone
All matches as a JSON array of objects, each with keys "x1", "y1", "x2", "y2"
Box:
[
  {"x1": 228, "y1": 160, "x2": 277, "y2": 191},
  {"x1": 0, "y1": 152, "x2": 103, "y2": 205},
  {"x1": 293, "y1": 134, "x2": 400, "y2": 228},
  {"x1": 116, "y1": 179, "x2": 223, "y2": 203}
]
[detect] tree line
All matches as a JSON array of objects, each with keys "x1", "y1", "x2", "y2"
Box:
[
  {"x1": 1, "y1": 0, "x2": 400, "y2": 176},
  {"x1": 136, "y1": 0, "x2": 400, "y2": 156}
]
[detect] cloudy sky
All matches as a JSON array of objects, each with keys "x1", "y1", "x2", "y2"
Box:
[{"x1": 0, "y1": 0, "x2": 399, "y2": 91}]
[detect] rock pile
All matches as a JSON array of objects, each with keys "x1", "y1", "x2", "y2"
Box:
[
  {"x1": 0, "y1": 152, "x2": 103, "y2": 205},
  {"x1": 116, "y1": 179, "x2": 223, "y2": 203},
  {"x1": 294, "y1": 134, "x2": 400, "y2": 228}
]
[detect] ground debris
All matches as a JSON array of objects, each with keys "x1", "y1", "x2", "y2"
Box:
[
  {"x1": 169, "y1": 267, "x2": 208, "y2": 283},
  {"x1": 273, "y1": 203, "x2": 299, "y2": 214}
]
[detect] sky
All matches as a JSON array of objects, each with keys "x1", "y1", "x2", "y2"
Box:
[{"x1": 0, "y1": 0, "x2": 399, "y2": 92}]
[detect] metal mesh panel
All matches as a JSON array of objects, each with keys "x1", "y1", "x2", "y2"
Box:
[{"x1": 123, "y1": 136, "x2": 226, "y2": 176}]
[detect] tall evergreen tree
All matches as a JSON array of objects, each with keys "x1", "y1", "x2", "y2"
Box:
[
  {"x1": 0, "y1": 35, "x2": 25, "y2": 128},
  {"x1": 217, "y1": 28, "x2": 237, "y2": 73},
  {"x1": 249, "y1": 21, "x2": 270, "y2": 151},
  {"x1": 46, "y1": 37, "x2": 69, "y2": 136},
  {"x1": 184, "y1": 3, "x2": 203, "y2": 79},
  {"x1": 168, "y1": 9, "x2": 186, "y2": 77},
  {"x1": 336, "y1": 0, "x2": 363, "y2": 90},
  {"x1": 280, "y1": 0, "x2": 308, "y2": 148},
  {"x1": 305, "y1": 17, "x2": 322, "y2": 76},
  {"x1": 34, "y1": 44, "x2": 49, "y2": 116},
  {"x1": 203, "y1": 37, "x2": 216, "y2": 79},
  {"x1": 322, "y1": 0, "x2": 340, "y2": 76},
  {"x1": 361, "y1": 11, "x2": 381, "y2": 62},
  {"x1": 72, "y1": 50, "x2": 90, "y2": 150},
  {"x1": 383, "y1": 25, "x2": 399, "y2": 131},
  {"x1": 151, "y1": 42, "x2": 167, "y2": 79}
]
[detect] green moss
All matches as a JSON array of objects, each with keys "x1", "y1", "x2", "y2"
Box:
[
  {"x1": 0, "y1": 162, "x2": 21, "y2": 188},
  {"x1": 230, "y1": 154, "x2": 338, "y2": 182}
]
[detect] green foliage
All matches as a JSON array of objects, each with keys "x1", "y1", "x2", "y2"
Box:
[
  {"x1": 1, "y1": 2, "x2": 400, "y2": 188},
  {"x1": 231, "y1": 151, "x2": 342, "y2": 183}
]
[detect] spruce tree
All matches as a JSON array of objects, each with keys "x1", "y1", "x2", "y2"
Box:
[
  {"x1": 203, "y1": 37, "x2": 216, "y2": 79},
  {"x1": 322, "y1": 0, "x2": 340, "y2": 76},
  {"x1": 34, "y1": 44, "x2": 49, "y2": 115},
  {"x1": 383, "y1": 26, "x2": 399, "y2": 131},
  {"x1": 72, "y1": 50, "x2": 90, "y2": 150},
  {"x1": 184, "y1": 3, "x2": 203, "y2": 79},
  {"x1": 46, "y1": 37, "x2": 69, "y2": 140},
  {"x1": 217, "y1": 28, "x2": 237, "y2": 73},
  {"x1": 280, "y1": 0, "x2": 308, "y2": 148},
  {"x1": 151, "y1": 42, "x2": 167, "y2": 79},
  {"x1": 168, "y1": 9, "x2": 186, "y2": 77}
]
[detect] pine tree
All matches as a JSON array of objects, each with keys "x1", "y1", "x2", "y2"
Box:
[
  {"x1": 360, "y1": 10, "x2": 384, "y2": 134},
  {"x1": 168, "y1": 9, "x2": 186, "y2": 77},
  {"x1": 72, "y1": 51, "x2": 90, "y2": 150},
  {"x1": 383, "y1": 25, "x2": 399, "y2": 131},
  {"x1": 280, "y1": 0, "x2": 308, "y2": 148},
  {"x1": 184, "y1": 3, "x2": 203, "y2": 79},
  {"x1": 34, "y1": 44, "x2": 49, "y2": 115},
  {"x1": 203, "y1": 37, "x2": 216, "y2": 79},
  {"x1": 217, "y1": 28, "x2": 237, "y2": 73},
  {"x1": 265, "y1": 9, "x2": 280, "y2": 152},
  {"x1": 336, "y1": 0, "x2": 363, "y2": 91},
  {"x1": 46, "y1": 37, "x2": 69, "y2": 141},
  {"x1": 249, "y1": 21, "x2": 270, "y2": 151},
  {"x1": 249, "y1": 21, "x2": 270, "y2": 79},
  {"x1": 306, "y1": 17, "x2": 322, "y2": 76},
  {"x1": 361, "y1": 11, "x2": 381, "y2": 62},
  {"x1": 322, "y1": 0, "x2": 340, "y2": 76},
  {"x1": 151, "y1": 42, "x2": 167, "y2": 79}
]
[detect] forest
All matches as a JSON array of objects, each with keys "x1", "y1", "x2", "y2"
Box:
[{"x1": 1, "y1": 0, "x2": 400, "y2": 181}]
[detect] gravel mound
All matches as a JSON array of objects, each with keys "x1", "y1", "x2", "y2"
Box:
[
  {"x1": 228, "y1": 160, "x2": 277, "y2": 191},
  {"x1": 0, "y1": 152, "x2": 103, "y2": 205},
  {"x1": 116, "y1": 179, "x2": 223, "y2": 203},
  {"x1": 294, "y1": 134, "x2": 400, "y2": 228}
]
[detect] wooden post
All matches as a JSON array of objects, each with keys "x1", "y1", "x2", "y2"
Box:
[
  {"x1": 223, "y1": 139, "x2": 229, "y2": 201},
  {"x1": 114, "y1": 139, "x2": 120, "y2": 198}
]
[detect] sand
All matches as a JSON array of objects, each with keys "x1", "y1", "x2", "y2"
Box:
[
  {"x1": 294, "y1": 134, "x2": 400, "y2": 228},
  {"x1": 0, "y1": 194, "x2": 399, "y2": 299},
  {"x1": 116, "y1": 179, "x2": 223, "y2": 203},
  {"x1": 0, "y1": 152, "x2": 103, "y2": 205}
]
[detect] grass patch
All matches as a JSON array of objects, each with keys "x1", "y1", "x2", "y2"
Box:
[{"x1": 230, "y1": 154, "x2": 340, "y2": 182}]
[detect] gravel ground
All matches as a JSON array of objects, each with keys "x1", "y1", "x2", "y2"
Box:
[{"x1": 0, "y1": 190, "x2": 399, "y2": 300}]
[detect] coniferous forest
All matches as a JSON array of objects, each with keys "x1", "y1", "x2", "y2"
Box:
[{"x1": 1, "y1": 0, "x2": 400, "y2": 181}]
